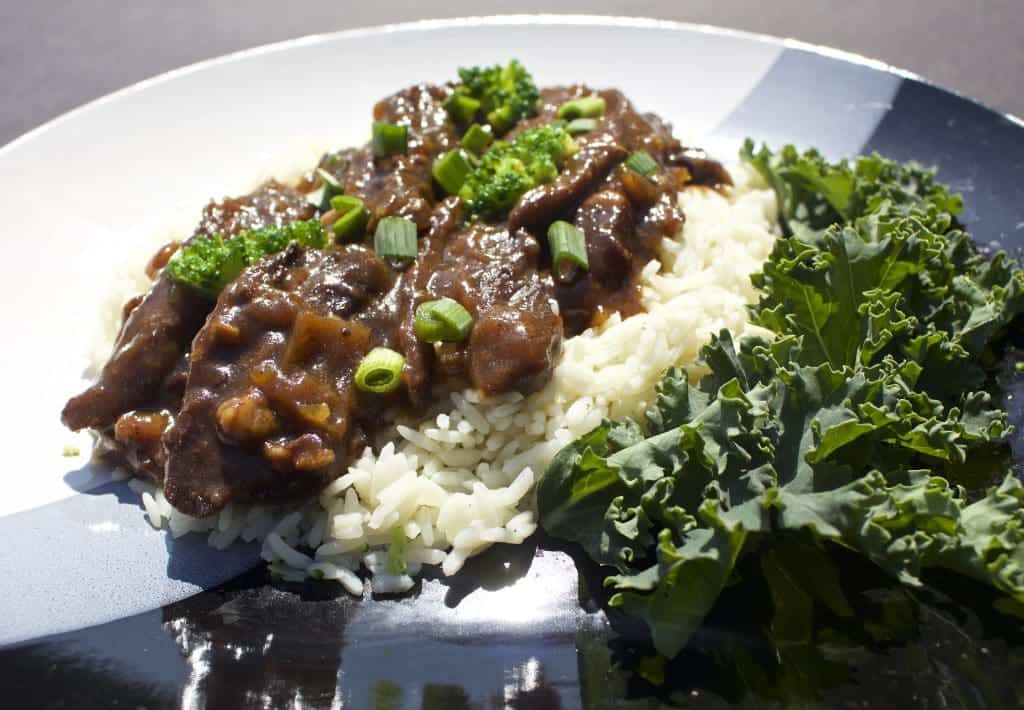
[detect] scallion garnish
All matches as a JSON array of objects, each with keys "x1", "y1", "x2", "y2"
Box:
[
  {"x1": 329, "y1": 195, "x2": 368, "y2": 242},
  {"x1": 373, "y1": 216, "x2": 418, "y2": 260},
  {"x1": 547, "y1": 220, "x2": 589, "y2": 282},
  {"x1": 625, "y1": 150, "x2": 659, "y2": 179},
  {"x1": 445, "y1": 92, "x2": 481, "y2": 124},
  {"x1": 317, "y1": 168, "x2": 343, "y2": 194},
  {"x1": 414, "y1": 297, "x2": 474, "y2": 343},
  {"x1": 566, "y1": 118, "x2": 598, "y2": 135},
  {"x1": 461, "y1": 123, "x2": 493, "y2": 155},
  {"x1": 330, "y1": 194, "x2": 362, "y2": 212},
  {"x1": 314, "y1": 168, "x2": 345, "y2": 211},
  {"x1": 387, "y1": 526, "x2": 409, "y2": 575},
  {"x1": 354, "y1": 347, "x2": 405, "y2": 394},
  {"x1": 372, "y1": 121, "x2": 408, "y2": 157},
  {"x1": 557, "y1": 95, "x2": 606, "y2": 120},
  {"x1": 487, "y1": 105, "x2": 517, "y2": 134},
  {"x1": 432, "y1": 149, "x2": 473, "y2": 195}
]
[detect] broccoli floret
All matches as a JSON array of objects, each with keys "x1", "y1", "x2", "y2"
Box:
[
  {"x1": 167, "y1": 219, "x2": 326, "y2": 298},
  {"x1": 459, "y1": 125, "x2": 577, "y2": 217},
  {"x1": 166, "y1": 233, "x2": 246, "y2": 298},
  {"x1": 448, "y1": 60, "x2": 539, "y2": 134},
  {"x1": 240, "y1": 219, "x2": 327, "y2": 263}
]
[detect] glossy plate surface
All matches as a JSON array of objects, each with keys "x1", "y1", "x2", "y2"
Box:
[{"x1": 1, "y1": 15, "x2": 1022, "y2": 708}]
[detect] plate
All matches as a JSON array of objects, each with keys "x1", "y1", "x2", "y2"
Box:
[{"x1": 1, "y1": 15, "x2": 1022, "y2": 708}]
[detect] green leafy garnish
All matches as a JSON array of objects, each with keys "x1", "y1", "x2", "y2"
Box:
[
  {"x1": 167, "y1": 220, "x2": 327, "y2": 298},
  {"x1": 387, "y1": 526, "x2": 409, "y2": 575},
  {"x1": 740, "y1": 139, "x2": 963, "y2": 241},
  {"x1": 447, "y1": 60, "x2": 540, "y2": 134},
  {"x1": 538, "y1": 143, "x2": 1024, "y2": 659},
  {"x1": 459, "y1": 124, "x2": 577, "y2": 217}
]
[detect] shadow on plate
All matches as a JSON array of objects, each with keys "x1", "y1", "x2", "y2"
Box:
[{"x1": 570, "y1": 533, "x2": 1024, "y2": 709}]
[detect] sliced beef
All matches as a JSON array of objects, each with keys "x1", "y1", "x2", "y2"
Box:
[
  {"x1": 427, "y1": 224, "x2": 562, "y2": 395},
  {"x1": 468, "y1": 296, "x2": 562, "y2": 395},
  {"x1": 163, "y1": 245, "x2": 393, "y2": 516},
  {"x1": 509, "y1": 138, "x2": 628, "y2": 231},
  {"x1": 667, "y1": 146, "x2": 734, "y2": 188},
  {"x1": 344, "y1": 84, "x2": 457, "y2": 230},
  {"x1": 574, "y1": 189, "x2": 635, "y2": 289},
  {"x1": 63, "y1": 182, "x2": 315, "y2": 468},
  {"x1": 62, "y1": 276, "x2": 209, "y2": 431},
  {"x1": 393, "y1": 197, "x2": 464, "y2": 405},
  {"x1": 511, "y1": 86, "x2": 689, "y2": 333},
  {"x1": 193, "y1": 181, "x2": 316, "y2": 238}
]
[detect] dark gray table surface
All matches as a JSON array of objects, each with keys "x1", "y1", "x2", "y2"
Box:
[{"x1": 1, "y1": 1, "x2": 1021, "y2": 147}]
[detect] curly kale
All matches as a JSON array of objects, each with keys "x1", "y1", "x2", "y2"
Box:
[
  {"x1": 167, "y1": 219, "x2": 327, "y2": 298},
  {"x1": 538, "y1": 144, "x2": 1024, "y2": 659},
  {"x1": 741, "y1": 139, "x2": 963, "y2": 240},
  {"x1": 459, "y1": 124, "x2": 576, "y2": 218},
  {"x1": 447, "y1": 60, "x2": 539, "y2": 134}
]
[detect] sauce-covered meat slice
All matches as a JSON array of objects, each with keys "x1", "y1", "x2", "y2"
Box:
[
  {"x1": 508, "y1": 87, "x2": 694, "y2": 334},
  {"x1": 427, "y1": 224, "x2": 562, "y2": 395},
  {"x1": 392, "y1": 197, "x2": 464, "y2": 406},
  {"x1": 62, "y1": 182, "x2": 315, "y2": 478},
  {"x1": 193, "y1": 181, "x2": 317, "y2": 239},
  {"x1": 344, "y1": 84, "x2": 456, "y2": 230},
  {"x1": 163, "y1": 245, "x2": 392, "y2": 516},
  {"x1": 62, "y1": 277, "x2": 208, "y2": 432}
]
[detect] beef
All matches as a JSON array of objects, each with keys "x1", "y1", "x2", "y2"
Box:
[
  {"x1": 667, "y1": 146, "x2": 734, "y2": 188},
  {"x1": 164, "y1": 245, "x2": 393, "y2": 516},
  {"x1": 512, "y1": 86, "x2": 689, "y2": 335},
  {"x1": 509, "y1": 138, "x2": 628, "y2": 231},
  {"x1": 193, "y1": 181, "x2": 317, "y2": 239},
  {"x1": 427, "y1": 224, "x2": 562, "y2": 395},
  {"x1": 393, "y1": 197, "x2": 464, "y2": 406},
  {"x1": 344, "y1": 84, "x2": 457, "y2": 230},
  {"x1": 62, "y1": 276, "x2": 208, "y2": 431},
  {"x1": 63, "y1": 182, "x2": 316, "y2": 475}
]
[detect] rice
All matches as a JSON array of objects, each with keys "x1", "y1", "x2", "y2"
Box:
[{"x1": 104, "y1": 162, "x2": 778, "y2": 593}]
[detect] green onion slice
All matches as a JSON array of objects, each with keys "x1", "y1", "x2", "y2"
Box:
[
  {"x1": 432, "y1": 149, "x2": 473, "y2": 195},
  {"x1": 557, "y1": 95, "x2": 606, "y2": 120},
  {"x1": 461, "y1": 123, "x2": 493, "y2": 155},
  {"x1": 547, "y1": 220, "x2": 589, "y2": 283},
  {"x1": 329, "y1": 195, "x2": 368, "y2": 242},
  {"x1": 387, "y1": 526, "x2": 409, "y2": 575},
  {"x1": 625, "y1": 150, "x2": 659, "y2": 179},
  {"x1": 445, "y1": 92, "x2": 480, "y2": 124},
  {"x1": 372, "y1": 121, "x2": 408, "y2": 157},
  {"x1": 414, "y1": 297, "x2": 474, "y2": 342},
  {"x1": 313, "y1": 167, "x2": 345, "y2": 210},
  {"x1": 355, "y1": 347, "x2": 405, "y2": 394},
  {"x1": 566, "y1": 118, "x2": 598, "y2": 135},
  {"x1": 317, "y1": 167, "x2": 343, "y2": 194},
  {"x1": 373, "y1": 216, "x2": 418, "y2": 260},
  {"x1": 487, "y1": 105, "x2": 516, "y2": 134},
  {"x1": 330, "y1": 194, "x2": 363, "y2": 213}
]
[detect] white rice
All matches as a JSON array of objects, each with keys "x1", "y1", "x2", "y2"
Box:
[{"x1": 101, "y1": 163, "x2": 778, "y2": 593}]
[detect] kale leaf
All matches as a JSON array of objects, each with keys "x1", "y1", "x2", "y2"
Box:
[{"x1": 538, "y1": 144, "x2": 1024, "y2": 658}]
